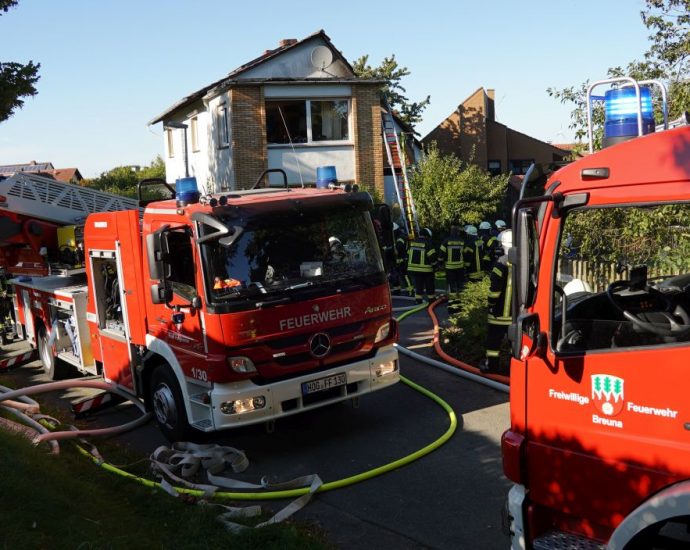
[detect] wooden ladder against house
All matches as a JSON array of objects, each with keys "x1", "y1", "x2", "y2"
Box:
[{"x1": 381, "y1": 109, "x2": 419, "y2": 239}]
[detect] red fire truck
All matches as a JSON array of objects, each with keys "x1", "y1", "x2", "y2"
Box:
[
  {"x1": 11, "y1": 175, "x2": 399, "y2": 440},
  {"x1": 503, "y1": 78, "x2": 690, "y2": 548}
]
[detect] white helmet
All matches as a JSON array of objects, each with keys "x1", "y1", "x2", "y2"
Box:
[
  {"x1": 423, "y1": 227, "x2": 432, "y2": 238},
  {"x1": 499, "y1": 229, "x2": 512, "y2": 250},
  {"x1": 465, "y1": 225, "x2": 478, "y2": 236},
  {"x1": 329, "y1": 236, "x2": 342, "y2": 247},
  {"x1": 479, "y1": 221, "x2": 492, "y2": 231},
  {"x1": 495, "y1": 219, "x2": 507, "y2": 229}
]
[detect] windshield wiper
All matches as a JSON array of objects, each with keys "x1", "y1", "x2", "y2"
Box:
[
  {"x1": 256, "y1": 296, "x2": 291, "y2": 308},
  {"x1": 283, "y1": 281, "x2": 315, "y2": 291}
]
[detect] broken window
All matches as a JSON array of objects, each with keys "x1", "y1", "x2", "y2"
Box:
[{"x1": 266, "y1": 99, "x2": 350, "y2": 144}]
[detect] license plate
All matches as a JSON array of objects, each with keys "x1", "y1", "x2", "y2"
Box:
[{"x1": 302, "y1": 372, "x2": 347, "y2": 395}]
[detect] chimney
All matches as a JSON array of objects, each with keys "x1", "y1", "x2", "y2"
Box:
[
  {"x1": 279, "y1": 38, "x2": 298, "y2": 48},
  {"x1": 486, "y1": 89, "x2": 496, "y2": 122}
]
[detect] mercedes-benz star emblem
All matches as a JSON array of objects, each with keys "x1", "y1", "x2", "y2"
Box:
[{"x1": 309, "y1": 333, "x2": 331, "y2": 358}]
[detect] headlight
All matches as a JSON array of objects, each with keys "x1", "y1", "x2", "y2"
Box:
[
  {"x1": 220, "y1": 396, "x2": 266, "y2": 415},
  {"x1": 227, "y1": 356, "x2": 257, "y2": 374},
  {"x1": 375, "y1": 360, "x2": 398, "y2": 377},
  {"x1": 374, "y1": 322, "x2": 391, "y2": 343}
]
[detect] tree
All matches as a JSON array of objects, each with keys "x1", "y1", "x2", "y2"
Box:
[
  {"x1": 548, "y1": 0, "x2": 689, "y2": 152},
  {"x1": 83, "y1": 156, "x2": 166, "y2": 198},
  {"x1": 0, "y1": 0, "x2": 40, "y2": 123},
  {"x1": 409, "y1": 143, "x2": 508, "y2": 238},
  {"x1": 352, "y1": 54, "x2": 430, "y2": 131}
]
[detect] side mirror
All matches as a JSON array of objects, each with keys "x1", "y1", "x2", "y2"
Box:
[
  {"x1": 146, "y1": 225, "x2": 171, "y2": 281},
  {"x1": 510, "y1": 312, "x2": 545, "y2": 360}
]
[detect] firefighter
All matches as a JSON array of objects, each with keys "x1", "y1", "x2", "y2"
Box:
[
  {"x1": 0, "y1": 268, "x2": 15, "y2": 345},
  {"x1": 439, "y1": 225, "x2": 465, "y2": 314},
  {"x1": 463, "y1": 225, "x2": 484, "y2": 281},
  {"x1": 479, "y1": 221, "x2": 499, "y2": 271},
  {"x1": 407, "y1": 227, "x2": 436, "y2": 304},
  {"x1": 391, "y1": 223, "x2": 411, "y2": 295},
  {"x1": 482, "y1": 230, "x2": 513, "y2": 375},
  {"x1": 494, "y1": 219, "x2": 507, "y2": 235}
]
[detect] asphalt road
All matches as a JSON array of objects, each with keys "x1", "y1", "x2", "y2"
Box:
[{"x1": 0, "y1": 300, "x2": 511, "y2": 549}]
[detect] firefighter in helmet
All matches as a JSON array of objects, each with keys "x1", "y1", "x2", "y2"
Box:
[
  {"x1": 0, "y1": 267, "x2": 15, "y2": 345},
  {"x1": 439, "y1": 225, "x2": 465, "y2": 314},
  {"x1": 463, "y1": 225, "x2": 484, "y2": 281},
  {"x1": 391, "y1": 223, "x2": 411, "y2": 295},
  {"x1": 407, "y1": 227, "x2": 436, "y2": 304},
  {"x1": 479, "y1": 221, "x2": 499, "y2": 271},
  {"x1": 481, "y1": 230, "x2": 513, "y2": 374}
]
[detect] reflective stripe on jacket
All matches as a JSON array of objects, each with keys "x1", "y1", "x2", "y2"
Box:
[
  {"x1": 407, "y1": 240, "x2": 436, "y2": 273},
  {"x1": 487, "y1": 257, "x2": 512, "y2": 325},
  {"x1": 440, "y1": 239, "x2": 465, "y2": 270}
]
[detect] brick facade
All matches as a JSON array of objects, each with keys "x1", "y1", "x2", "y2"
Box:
[
  {"x1": 230, "y1": 86, "x2": 266, "y2": 189},
  {"x1": 352, "y1": 84, "x2": 384, "y2": 198}
]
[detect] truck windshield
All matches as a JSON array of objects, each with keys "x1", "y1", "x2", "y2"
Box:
[
  {"x1": 553, "y1": 202, "x2": 690, "y2": 352},
  {"x1": 199, "y1": 206, "x2": 385, "y2": 309}
]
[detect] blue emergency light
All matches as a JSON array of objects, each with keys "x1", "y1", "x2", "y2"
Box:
[
  {"x1": 175, "y1": 176, "x2": 200, "y2": 205},
  {"x1": 603, "y1": 86, "x2": 654, "y2": 147}
]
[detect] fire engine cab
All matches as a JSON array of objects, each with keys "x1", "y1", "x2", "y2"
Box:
[
  {"x1": 503, "y1": 78, "x2": 690, "y2": 548},
  {"x1": 12, "y1": 175, "x2": 399, "y2": 440}
]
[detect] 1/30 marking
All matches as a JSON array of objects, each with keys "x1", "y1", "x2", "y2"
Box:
[{"x1": 191, "y1": 368, "x2": 208, "y2": 381}]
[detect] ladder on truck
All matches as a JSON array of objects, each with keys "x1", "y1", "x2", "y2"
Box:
[
  {"x1": 0, "y1": 172, "x2": 139, "y2": 225},
  {"x1": 382, "y1": 108, "x2": 419, "y2": 239}
]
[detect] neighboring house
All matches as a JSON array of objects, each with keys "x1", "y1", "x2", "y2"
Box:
[
  {"x1": 40, "y1": 168, "x2": 83, "y2": 184},
  {"x1": 0, "y1": 162, "x2": 83, "y2": 185},
  {"x1": 422, "y1": 88, "x2": 569, "y2": 176},
  {"x1": 0, "y1": 161, "x2": 55, "y2": 177},
  {"x1": 149, "y1": 30, "x2": 385, "y2": 197}
]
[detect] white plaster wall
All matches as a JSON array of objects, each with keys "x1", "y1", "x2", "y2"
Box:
[{"x1": 267, "y1": 145, "x2": 355, "y2": 186}]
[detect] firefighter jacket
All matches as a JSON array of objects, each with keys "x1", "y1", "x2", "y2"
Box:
[
  {"x1": 407, "y1": 238, "x2": 436, "y2": 273},
  {"x1": 482, "y1": 235, "x2": 500, "y2": 270},
  {"x1": 464, "y1": 236, "x2": 484, "y2": 280},
  {"x1": 487, "y1": 255, "x2": 513, "y2": 326},
  {"x1": 395, "y1": 234, "x2": 408, "y2": 266},
  {"x1": 439, "y1": 238, "x2": 465, "y2": 271}
]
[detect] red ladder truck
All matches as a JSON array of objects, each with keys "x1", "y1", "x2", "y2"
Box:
[
  {"x1": 11, "y1": 173, "x2": 399, "y2": 440},
  {"x1": 503, "y1": 78, "x2": 690, "y2": 548}
]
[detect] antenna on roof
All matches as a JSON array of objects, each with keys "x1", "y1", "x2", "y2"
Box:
[{"x1": 310, "y1": 46, "x2": 333, "y2": 71}]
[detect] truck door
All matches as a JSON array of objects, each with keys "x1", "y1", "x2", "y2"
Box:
[
  {"x1": 147, "y1": 223, "x2": 206, "y2": 379},
  {"x1": 515, "y1": 195, "x2": 690, "y2": 532}
]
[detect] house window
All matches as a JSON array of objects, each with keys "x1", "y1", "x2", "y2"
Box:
[
  {"x1": 166, "y1": 129, "x2": 174, "y2": 158},
  {"x1": 509, "y1": 159, "x2": 534, "y2": 175},
  {"x1": 190, "y1": 117, "x2": 199, "y2": 152},
  {"x1": 266, "y1": 99, "x2": 350, "y2": 144},
  {"x1": 217, "y1": 104, "x2": 229, "y2": 148},
  {"x1": 488, "y1": 160, "x2": 501, "y2": 176},
  {"x1": 311, "y1": 100, "x2": 349, "y2": 141}
]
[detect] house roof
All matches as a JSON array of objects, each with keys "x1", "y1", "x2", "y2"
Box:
[
  {"x1": 149, "y1": 30, "x2": 358, "y2": 125},
  {"x1": 0, "y1": 161, "x2": 54, "y2": 175},
  {"x1": 42, "y1": 168, "x2": 83, "y2": 182}
]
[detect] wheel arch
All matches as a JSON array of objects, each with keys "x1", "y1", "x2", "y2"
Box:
[
  {"x1": 142, "y1": 335, "x2": 192, "y2": 420},
  {"x1": 608, "y1": 479, "x2": 690, "y2": 550}
]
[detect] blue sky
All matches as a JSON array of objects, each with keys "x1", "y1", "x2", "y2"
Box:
[{"x1": 0, "y1": 0, "x2": 651, "y2": 177}]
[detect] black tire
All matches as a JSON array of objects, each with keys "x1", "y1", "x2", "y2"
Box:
[
  {"x1": 149, "y1": 366, "x2": 195, "y2": 442},
  {"x1": 37, "y1": 325, "x2": 59, "y2": 380}
]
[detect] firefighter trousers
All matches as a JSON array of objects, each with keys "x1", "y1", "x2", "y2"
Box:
[
  {"x1": 485, "y1": 321, "x2": 510, "y2": 375},
  {"x1": 411, "y1": 272, "x2": 435, "y2": 303}
]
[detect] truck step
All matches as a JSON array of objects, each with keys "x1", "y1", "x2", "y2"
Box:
[
  {"x1": 0, "y1": 350, "x2": 37, "y2": 372},
  {"x1": 190, "y1": 419, "x2": 213, "y2": 432},
  {"x1": 533, "y1": 531, "x2": 605, "y2": 550}
]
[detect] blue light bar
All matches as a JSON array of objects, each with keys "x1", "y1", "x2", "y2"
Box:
[
  {"x1": 175, "y1": 176, "x2": 200, "y2": 205},
  {"x1": 604, "y1": 86, "x2": 654, "y2": 142}
]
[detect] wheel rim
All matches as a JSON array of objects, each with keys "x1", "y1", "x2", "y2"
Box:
[
  {"x1": 152, "y1": 382, "x2": 177, "y2": 427},
  {"x1": 39, "y1": 332, "x2": 51, "y2": 370}
]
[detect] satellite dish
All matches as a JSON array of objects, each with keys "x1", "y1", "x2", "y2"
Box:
[{"x1": 310, "y1": 46, "x2": 333, "y2": 70}]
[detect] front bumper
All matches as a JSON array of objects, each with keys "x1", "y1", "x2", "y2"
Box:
[{"x1": 207, "y1": 344, "x2": 399, "y2": 429}]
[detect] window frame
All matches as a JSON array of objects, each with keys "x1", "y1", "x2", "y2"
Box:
[
  {"x1": 166, "y1": 129, "x2": 175, "y2": 158},
  {"x1": 217, "y1": 103, "x2": 229, "y2": 149},
  {"x1": 265, "y1": 98, "x2": 352, "y2": 146},
  {"x1": 190, "y1": 116, "x2": 199, "y2": 152}
]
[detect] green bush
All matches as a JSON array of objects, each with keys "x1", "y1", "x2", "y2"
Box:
[{"x1": 440, "y1": 277, "x2": 490, "y2": 366}]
